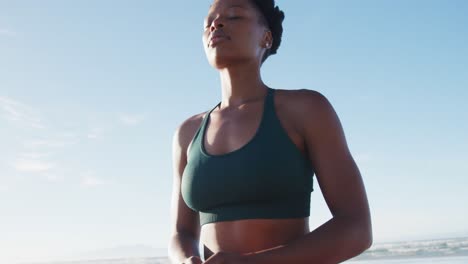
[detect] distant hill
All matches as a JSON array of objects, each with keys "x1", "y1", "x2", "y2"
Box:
[
  {"x1": 74, "y1": 244, "x2": 167, "y2": 259},
  {"x1": 22, "y1": 257, "x2": 170, "y2": 264},
  {"x1": 21, "y1": 235, "x2": 468, "y2": 264},
  {"x1": 350, "y1": 236, "x2": 468, "y2": 261}
]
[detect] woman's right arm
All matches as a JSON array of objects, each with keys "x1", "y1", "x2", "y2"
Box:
[{"x1": 167, "y1": 116, "x2": 204, "y2": 264}]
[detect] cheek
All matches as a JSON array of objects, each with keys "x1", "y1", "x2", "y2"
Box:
[
  {"x1": 239, "y1": 34, "x2": 263, "y2": 55},
  {"x1": 202, "y1": 32, "x2": 209, "y2": 46},
  {"x1": 244, "y1": 26, "x2": 264, "y2": 47},
  {"x1": 232, "y1": 27, "x2": 260, "y2": 47}
]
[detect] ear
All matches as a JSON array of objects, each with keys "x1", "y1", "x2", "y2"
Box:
[{"x1": 262, "y1": 30, "x2": 273, "y2": 48}]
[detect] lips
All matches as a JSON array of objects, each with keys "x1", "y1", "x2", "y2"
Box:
[
  {"x1": 209, "y1": 31, "x2": 229, "y2": 47},
  {"x1": 210, "y1": 36, "x2": 228, "y2": 46}
]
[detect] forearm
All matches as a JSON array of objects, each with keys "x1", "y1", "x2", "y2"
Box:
[
  {"x1": 168, "y1": 232, "x2": 201, "y2": 264},
  {"x1": 245, "y1": 217, "x2": 372, "y2": 264}
]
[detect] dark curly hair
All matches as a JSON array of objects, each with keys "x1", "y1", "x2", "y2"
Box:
[{"x1": 248, "y1": 0, "x2": 285, "y2": 63}]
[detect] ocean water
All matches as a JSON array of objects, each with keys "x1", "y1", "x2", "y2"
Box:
[
  {"x1": 345, "y1": 236, "x2": 468, "y2": 262},
  {"x1": 21, "y1": 236, "x2": 468, "y2": 264},
  {"x1": 347, "y1": 256, "x2": 468, "y2": 263},
  {"x1": 23, "y1": 255, "x2": 468, "y2": 263}
]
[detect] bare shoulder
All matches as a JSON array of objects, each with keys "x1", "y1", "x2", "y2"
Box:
[
  {"x1": 273, "y1": 88, "x2": 334, "y2": 129},
  {"x1": 170, "y1": 110, "x2": 209, "y2": 239},
  {"x1": 274, "y1": 88, "x2": 330, "y2": 109},
  {"x1": 277, "y1": 88, "x2": 351, "y2": 161},
  {"x1": 172, "y1": 110, "x2": 209, "y2": 158}
]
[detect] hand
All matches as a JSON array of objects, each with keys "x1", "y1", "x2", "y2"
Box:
[
  {"x1": 183, "y1": 256, "x2": 204, "y2": 264},
  {"x1": 203, "y1": 251, "x2": 252, "y2": 264}
]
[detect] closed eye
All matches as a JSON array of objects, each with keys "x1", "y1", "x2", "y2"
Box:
[
  {"x1": 204, "y1": 21, "x2": 212, "y2": 29},
  {"x1": 203, "y1": 16, "x2": 241, "y2": 29}
]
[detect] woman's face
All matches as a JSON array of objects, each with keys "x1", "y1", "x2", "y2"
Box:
[{"x1": 202, "y1": 0, "x2": 271, "y2": 69}]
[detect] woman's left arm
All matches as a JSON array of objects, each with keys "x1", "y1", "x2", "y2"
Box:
[{"x1": 245, "y1": 89, "x2": 373, "y2": 264}]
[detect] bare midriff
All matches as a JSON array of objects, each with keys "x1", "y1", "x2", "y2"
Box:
[{"x1": 200, "y1": 217, "x2": 310, "y2": 259}]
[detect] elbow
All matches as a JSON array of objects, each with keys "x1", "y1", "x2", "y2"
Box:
[
  {"x1": 167, "y1": 236, "x2": 177, "y2": 264},
  {"x1": 359, "y1": 221, "x2": 373, "y2": 251},
  {"x1": 362, "y1": 232, "x2": 373, "y2": 251},
  {"x1": 353, "y1": 212, "x2": 373, "y2": 251},
  {"x1": 347, "y1": 216, "x2": 373, "y2": 253},
  {"x1": 364, "y1": 216, "x2": 373, "y2": 249}
]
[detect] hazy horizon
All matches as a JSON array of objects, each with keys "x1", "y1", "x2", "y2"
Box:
[
  {"x1": 12, "y1": 236, "x2": 468, "y2": 263},
  {"x1": 9, "y1": 235, "x2": 468, "y2": 263}
]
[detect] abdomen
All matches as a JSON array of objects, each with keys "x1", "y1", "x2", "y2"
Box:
[{"x1": 201, "y1": 217, "x2": 310, "y2": 259}]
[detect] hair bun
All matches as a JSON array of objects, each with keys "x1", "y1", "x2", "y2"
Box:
[{"x1": 250, "y1": 0, "x2": 285, "y2": 63}]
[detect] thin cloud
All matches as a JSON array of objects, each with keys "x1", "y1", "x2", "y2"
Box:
[
  {"x1": 0, "y1": 185, "x2": 9, "y2": 192},
  {"x1": 87, "y1": 134, "x2": 98, "y2": 139},
  {"x1": 57, "y1": 131, "x2": 79, "y2": 140},
  {"x1": 22, "y1": 133, "x2": 78, "y2": 150},
  {"x1": 19, "y1": 152, "x2": 52, "y2": 159},
  {"x1": 82, "y1": 177, "x2": 105, "y2": 187},
  {"x1": 0, "y1": 29, "x2": 17, "y2": 36},
  {"x1": 81, "y1": 171, "x2": 106, "y2": 187},
  {"x1": 0, "y1": 96, "x2": 45, "y2": 129},
  {"x1": 14, "y1": 154, "x2": 64, "y2": 181},
  {"x1": 42, "y1": 172, "x2": 64, "y2": 182},
  {"x1": 21, "y1": 130, "x2": 79, "y2": 149},
  {"x1": 119, "y1": 113, "x2": 145, "y2": 126},
  {"x1": 87, "y1": 127, "x2": 105, "y2": 139},
  {"x1": 17, "y1": 152, "x2": 57, "y2": 179},
  {"x1": 13, "y1": 159, "x2": 55, "y2": 173},
  {"x1": 21, "y1": 138, "x2": 77, "y2": 149}
]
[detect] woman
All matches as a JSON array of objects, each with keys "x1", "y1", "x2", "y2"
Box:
[{"x1": 168, "y1": 0, "x2": 373, "y2": 263}]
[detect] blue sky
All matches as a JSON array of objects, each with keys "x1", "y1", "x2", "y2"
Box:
[{"x1": 1, "y1": 0, "x2": 467, "y2": 262}]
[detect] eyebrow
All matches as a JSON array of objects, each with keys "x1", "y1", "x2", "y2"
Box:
[
  {"x1": 208, "y1": 4, "x2": 247, "y2": 12},
  {"x1": 227, "y1": 5, "x2": 247, "y2": 9},
  {"x1": 205, "y1": 4, "x2": 247, "y2": 23}
]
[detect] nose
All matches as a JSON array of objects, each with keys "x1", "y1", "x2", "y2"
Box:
[{"x1": 209, "y1": 16, "x2": 224, "y2": 32}]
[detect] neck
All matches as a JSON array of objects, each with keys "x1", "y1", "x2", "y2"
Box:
[{"x1": 217, "y1": 62, "x2": 268, "y2": 109}]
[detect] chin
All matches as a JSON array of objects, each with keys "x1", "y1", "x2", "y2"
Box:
[
  {"x1": 207, "y1": 53, "x2": 254, "y2": 69},
  {"x1": 208, "y1": 54, "x2": 235, "y2": 69}
]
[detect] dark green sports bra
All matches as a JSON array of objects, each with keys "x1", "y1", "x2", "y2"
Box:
[{"x1": 181, "y1": 87, "x2": 315, "y2": 226}]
